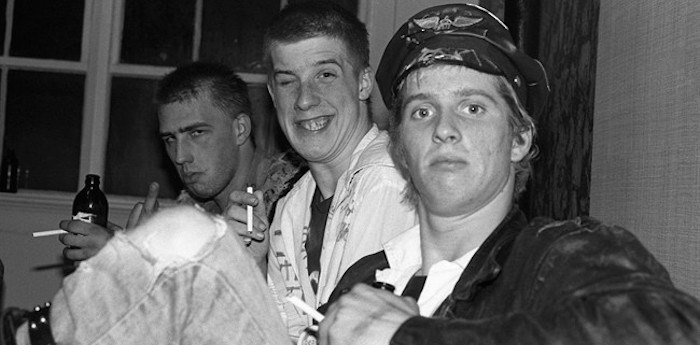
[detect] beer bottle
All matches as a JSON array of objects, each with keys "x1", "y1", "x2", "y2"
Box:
[
  {"x1": 0, "y1": 148, "x2": 18, "y2": 193},
  {"x1": 72, "y1": 174, "x2": 109, "y2": 227}
]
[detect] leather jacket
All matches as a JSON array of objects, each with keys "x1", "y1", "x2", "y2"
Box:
[{"x1": 325, "y1": 207, "x2": 700, "y2": 344}]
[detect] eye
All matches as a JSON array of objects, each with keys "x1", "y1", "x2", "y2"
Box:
[
  {"x1": 467, "y1": 104, "x2": 482, "y2": 114},
  {"x1": 161, "y1": 135, "x2": 175, "y2": 144},
  {"x1": 459, "y1": 102, "x2": 485, "y2": 116},
  {"x1": 274, "y1": 75, "x2": 296, "y2": 87},
  {"x1": 319, "y1": 71, "x2": 337, "y2": 81},
  {"x1": 190, "y1": 130, "x2": 204, "y2": 138},
  {"x1": 409, "y1": 106, "x2": 434, "y2": 119}
]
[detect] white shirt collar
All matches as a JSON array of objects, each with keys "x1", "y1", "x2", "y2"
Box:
[{"x1": 375, "y1": 225, "x2": 479, "y2": 316}]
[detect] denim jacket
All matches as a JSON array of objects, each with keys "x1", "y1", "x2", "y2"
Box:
[{"x1": 326, "y1": 207, "x2": 700, "y2": 344}]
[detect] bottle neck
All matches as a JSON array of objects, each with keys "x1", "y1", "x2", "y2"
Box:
[{"x1": 85, "y1": 175, "x2": 101, "y2": 188}]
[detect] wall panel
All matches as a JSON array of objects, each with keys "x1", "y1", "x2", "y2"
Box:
[{"x1": 591, "y1": 0, "x2": 700, "y2": 298}]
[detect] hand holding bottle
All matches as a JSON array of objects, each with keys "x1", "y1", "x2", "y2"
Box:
[
  {"x1": 58, "y1": 220, "x2": 120, "y2": 261},
  {"x1": 59, "y1": 174, "x2": 111, "y2": 262}
]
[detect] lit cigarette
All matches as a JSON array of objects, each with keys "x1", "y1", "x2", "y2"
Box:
[
  {"x1": 246, "y1": 186, "x2": 254, "y2": 234},
  {"x1": 32, "y1": 229, "x2": 68, "y2": 238},
  {"x1": 286, "y1": 296, "x2": 325, "y2": 322}
]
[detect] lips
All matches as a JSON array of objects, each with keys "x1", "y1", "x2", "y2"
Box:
[
  {"x1": 296, "y1": 115, "x2": 332, "y2": 131},
  {"x1": 181, "y1": 171, "x2": 201, "y2": 184},
  {"x1": 429, "y1": 156, "x2": 468, "y2": 169}
]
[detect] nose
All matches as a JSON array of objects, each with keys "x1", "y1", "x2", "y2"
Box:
[
  {"x1": 294, "y1": 80, "x2": 321, "y2": 111},
  {"x1": 173, "y1": 139, "x2": 193, "y2": 165},
  {"x1": 433, "y1": 113, "x2": 461, "y2": 144}
]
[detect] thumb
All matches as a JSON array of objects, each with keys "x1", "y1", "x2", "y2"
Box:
[{"x1": 253, "y1": 190, "x2": 268, "y2": 224}]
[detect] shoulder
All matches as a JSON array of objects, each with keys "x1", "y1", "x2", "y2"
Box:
[
  {"x1": 518, "y1": 217, "x2": 652, "y2": 254},
  {"x1": 321, "y1": 251, "x2": 389, "y2": 313},
  {"x1": 347, "y1": 130, "x2": 407, "y2": 189},
  {"x1": 353, "y1": 129, "x2": 396, "y2": 169},
  {"x1": 511, "y1": 217, "x2": 672, "y2": 290},
  {"x1": 259, "y1": 151, "x2": 309, "y2": 208}
]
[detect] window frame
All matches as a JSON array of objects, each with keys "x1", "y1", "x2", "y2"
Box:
[{"x1": 0, "y1": 0, "x2": 370, "y2": 213}]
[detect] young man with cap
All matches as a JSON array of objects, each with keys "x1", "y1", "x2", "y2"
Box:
[{"x1": 318, "y1": 4, "x2": 700, "y2": 345}]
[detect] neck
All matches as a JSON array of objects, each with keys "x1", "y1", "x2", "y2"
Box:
[
  {"x1": 213, "y1": 144, "x2": 257, "y2": 211},
  {"x1": 419, "y1": 178, "x2": 514, "y2": 272},
  {"x1": 308, "y1": 158, "x2": 350, "y2": 199}
]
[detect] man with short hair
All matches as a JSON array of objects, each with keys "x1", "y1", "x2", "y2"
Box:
[
  {"x1": 259, "y1": 1, "x2": 417, "y2": 338},
  {"x1": 318, "y1": 4, "x2": 700, "y2": 345},
  {"x1": 59, "y1": 62, "x2": 303, "y2": 262}
]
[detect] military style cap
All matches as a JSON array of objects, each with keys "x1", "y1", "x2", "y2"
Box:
[{"x1": 376, "y1": 3, "x2": 550, "y2": 116}]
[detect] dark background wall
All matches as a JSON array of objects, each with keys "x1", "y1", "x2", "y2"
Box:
[{"x1": 506, "y1": 0, "x2": 601, "y2": 220}]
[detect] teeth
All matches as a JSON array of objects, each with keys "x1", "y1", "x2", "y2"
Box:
[{"x1": 298, "y1": 116, "x2": 330, "y2": 131}]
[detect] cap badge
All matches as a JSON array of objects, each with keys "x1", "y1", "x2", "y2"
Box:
[
  {"x1": 413, "y1": 15, "x2": 482, "y2": 32},
  {"x1": 404, "y1": 47, "x2": 482, "y2": 73}
]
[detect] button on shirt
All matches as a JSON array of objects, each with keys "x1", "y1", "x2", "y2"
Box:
[{"x1": 375, "y1": 225, "x2": 479, "y2": 316}]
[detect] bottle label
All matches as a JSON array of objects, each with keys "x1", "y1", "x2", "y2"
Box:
[{"x1": 73, "y1": 212, "x2": 98, "y2": 223}]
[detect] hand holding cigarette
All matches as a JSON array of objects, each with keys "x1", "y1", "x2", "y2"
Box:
[
  {"x1": 223, "y1": 187, "x2": 269, "y2": 257},
  {"x1": 52, "y1": 218, "x2": 119, "y2": 261}
]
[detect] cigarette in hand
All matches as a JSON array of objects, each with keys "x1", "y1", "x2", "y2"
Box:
[
  {"x1": 286, "y1": 296, "x2": 325, "y2": 322},
  {"x1": 32, "y1": 229, "x2": 68, "y2": 238},
  {"x1": 246, "y1": 186, "x2": 254, "y2": 235}
]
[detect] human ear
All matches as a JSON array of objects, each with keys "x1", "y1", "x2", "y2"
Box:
[
  {"x1": 234, "y1": 113, "x2": 252, "y2": 146},
  {"x1": 511, "y1": 128, "x2": 533, "y2": 162},
  {"x1": 358, "y1": 67, "x2": 374, "y2": 101}
]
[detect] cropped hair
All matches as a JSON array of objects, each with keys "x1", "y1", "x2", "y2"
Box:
[
  {"x1": 388, "y1": 68, "x2": 538, "y2": 207},
  {"x1": 263, "y1": 1, "x2": 369, "y2": 72},
  {"x1": 156, "y1": 62, "x2": 252, "y2": 119}
]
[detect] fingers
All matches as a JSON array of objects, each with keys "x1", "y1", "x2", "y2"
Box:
[
  {"x1": 58, "y1": 220, "x2": 113, "y2": 261},
  {"x1": 226, "y1": 190, "x2": 268, "y2": 241},
  {"x1": 106, "y1": 221, "x2": 123, "y2": 232},
  {"x1": 320, "y1": 284, "x2": 418, "y2": 345},
  {"x1": 126, "y1": 202, "x2": 144, "y2": 230},
  {"x1": 59, "y1": 231, "x2": 91, "y2": 248},
  {"x1": 252, "y1": 190, "x2": 268, "y2": 220},
  {"x1": 143, "y1": 181, "x2": 160, "y2": 213},
  {"x1": 59, "y1": 219, "x2": 92, "y2": 236},
  {"x1": 126, "y1": 182, "x2": 161, "y2": 229},
  {"x1": 63, "y1": 246, "x2": 88, "y2": 261}
]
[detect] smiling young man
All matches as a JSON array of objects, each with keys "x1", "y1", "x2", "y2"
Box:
[
  {"x1": 260, "y1": 1, "x2": 417, "y2": 339},
  {"x1": 318, "y1": 4, "x2": 700, "y2": 345}
]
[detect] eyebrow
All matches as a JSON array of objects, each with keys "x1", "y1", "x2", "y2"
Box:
[
  {"x1": 160, "y1": 122, "x2": 209, "y2": 137},
  {"x1": 273, "y1": 58, "x2": 342, "y2": 76},
  {"x1": 402, "y1": 87, "x2": 498, "y2": 107}
]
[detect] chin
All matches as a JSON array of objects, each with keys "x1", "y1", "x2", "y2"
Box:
[{"x1": 186, "y1": 185, "x2": 212, "y2": 199}]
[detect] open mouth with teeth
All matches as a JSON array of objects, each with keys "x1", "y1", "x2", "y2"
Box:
[{"x1": 296, "y1": 115, "x2": 332, "y2": 131}]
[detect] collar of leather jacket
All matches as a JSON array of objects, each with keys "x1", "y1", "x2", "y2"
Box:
[
  {"x1": 321, "y1": 206, "x2": 529, "y2": 313},
  {"x1": 449, "y1": 207, "x2": 528, "y2": 301}
]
